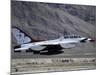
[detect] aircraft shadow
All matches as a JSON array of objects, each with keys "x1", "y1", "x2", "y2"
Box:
[{"x1": 40, "y1": 50, "x2": 64, "y2": 55}]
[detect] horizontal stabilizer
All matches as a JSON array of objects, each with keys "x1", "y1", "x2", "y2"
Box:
[{"x1": 14, "y1": 47, "x2": 29, "y2": 51}]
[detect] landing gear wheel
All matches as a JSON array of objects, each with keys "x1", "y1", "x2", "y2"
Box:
[
  {"x1": 26, "y1": 50, "x2": 33, "y2": 52},
  {"x1": 14, "y1": 50, "x2": 21, "y2": 52},
  {"x1": 48, "y1": 49, "x2": 59, "y2": 52},
  {"x1": 47, "y1": 50, "x2": 54, "y2": 53},
  {"x1": 33, "y1": 51, "x2": 40, "y2": 54}
]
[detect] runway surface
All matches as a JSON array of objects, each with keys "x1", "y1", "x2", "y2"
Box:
[{"x1": 11, "y1": 43, "x2": 96, "y2": 59}]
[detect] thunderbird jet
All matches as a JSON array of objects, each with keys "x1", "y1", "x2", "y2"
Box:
[{"x1": 12, "y1": 27, "x2": 94, "y2": 54}]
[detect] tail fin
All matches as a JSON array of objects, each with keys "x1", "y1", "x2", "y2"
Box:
[{"x1": 12, "y1": 27, "x2": 32, "y2": 45}]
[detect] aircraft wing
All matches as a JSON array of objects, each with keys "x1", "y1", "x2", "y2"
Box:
[{"x1": 60, "y1": 43, "x2": 76, "y2": 49}]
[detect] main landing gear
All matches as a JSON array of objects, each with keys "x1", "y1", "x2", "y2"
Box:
[{"x1": 26, "y1": 49, "x2": 40, "y2": 54}]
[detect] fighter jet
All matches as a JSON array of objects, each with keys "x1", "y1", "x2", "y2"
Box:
[{"x1": 12, "y1": 27, "x2": 94, "y2": 54}]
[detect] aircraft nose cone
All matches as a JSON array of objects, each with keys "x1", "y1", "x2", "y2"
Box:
[
  {"x1": 87, "y1": 38, "x2": 95, "y2": 42},
  {"x1": 80, "y1": 38, "x2": 95, "y2": 43}
]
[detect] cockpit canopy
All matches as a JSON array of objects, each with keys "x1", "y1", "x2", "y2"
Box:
[{"x1": 64, "y1": 34, "x2": 81, "y2": 38}]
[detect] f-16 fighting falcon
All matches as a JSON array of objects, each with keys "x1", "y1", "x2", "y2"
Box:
[{"x1": 12, "y1": 27, "x2": 95, "y2": 54}]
